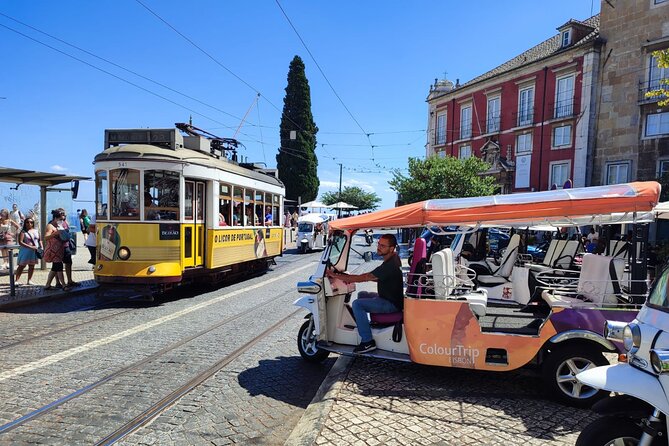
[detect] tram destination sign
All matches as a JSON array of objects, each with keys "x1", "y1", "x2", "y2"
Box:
[{"x1": 159, "y1": 223, "x2": 180, "y2": 240}]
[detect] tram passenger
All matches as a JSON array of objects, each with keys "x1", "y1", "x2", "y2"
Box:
[
  {"x1": 265, "y1": 206, "x2": 273, "y2": 226},
  {"x1": 325, "y1": 234, "x2": 403, "y2": 354},
  {"x1": 145, "y1": 192, "x2": 160, "y2": 220}
]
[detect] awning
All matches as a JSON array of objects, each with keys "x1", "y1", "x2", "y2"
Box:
[{"x1": 0, "y1": 167, "x2": 89, "y2": 187}]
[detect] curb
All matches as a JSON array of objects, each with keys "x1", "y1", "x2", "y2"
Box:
[
  {"x1": 284, "y1": 355, "x2": 354, "y2": 446},
  {"x1": 0, "y1": 283, "x2": 99, "y2": 311}
]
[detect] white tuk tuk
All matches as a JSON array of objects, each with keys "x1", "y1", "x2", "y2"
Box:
[{"x1": 296, "y1": 213, "x2": 329, "y2": 253}]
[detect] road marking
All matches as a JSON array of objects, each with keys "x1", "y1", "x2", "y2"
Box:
[{"x1": 0, "y1": 263, "x2": 314, "y2": 382}]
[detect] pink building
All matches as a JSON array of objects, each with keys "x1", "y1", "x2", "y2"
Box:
[{"x1": 426, "y1": 16, "x2": 601, "y2": 194}]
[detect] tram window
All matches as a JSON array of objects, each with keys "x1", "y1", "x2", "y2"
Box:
[
  {"x1": 196, "y1": 183, "x2": 204, "y2": 221},
  {"x1": 255, "y1": 190, "x2": 264, "y2": 226},
  {"x1": 233, "y1": 186, "x2": 243, "y2": 226},
  {"x1": 245, "y1": 189, "x2": 256, "y2": 226},
  {"x1": 219, "y1": 183, "x2": 232, "y2": 226},
  {"x1": 272, "y1": 194, "x2": 280, "y2": 226},
  {"x1": 185, "y1": 182, "x2": 194, "y2": 220},
  {"x1": 110, "y1": 169, "x2": 140, "y2": 219},
  {"x1": 144, "y1": 170, "x2": 179, "y2": 220},
  {"x1": 96, "y1": 170, "x2": 108, "y2": 220}
]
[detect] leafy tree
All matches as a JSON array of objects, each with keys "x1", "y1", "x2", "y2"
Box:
[
  {"x1": 276, "y1": 56, "x2": 319, "y2": 202},
  {"x1": 321, "y1": 186, "x2": 381, "y2": 211},
  {"x1": 645, "y1": 49, "x2": 669, "y2": 106},
  {"x1": 389, "y1": 155, "x2": 496, "y2": 204}
]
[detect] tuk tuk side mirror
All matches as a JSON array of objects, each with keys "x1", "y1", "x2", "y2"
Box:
[{"x1": 363, "y1": 251, "x2": 373, "y2": 262}]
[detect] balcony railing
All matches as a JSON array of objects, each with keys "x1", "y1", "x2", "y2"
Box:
[
  {"x1": 459, "y1": 124, "x2": 472, "y2": 140},
  {"x1": 486, "y1": 115, "x2": 501, "y2": 134},
  {"x1": 553, "y1": 99, "x2": 575, "y2": 119},
  {"x1": 639, "y1": 79, "x2": 669, "y2": 103},
  {"x1": 514, "y1": 108, "x2": 535, "y2": 127}
]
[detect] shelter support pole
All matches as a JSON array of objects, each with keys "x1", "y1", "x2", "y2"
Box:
[{"x1": 40, "y1": 186, "x2": 47, "y2": 270}]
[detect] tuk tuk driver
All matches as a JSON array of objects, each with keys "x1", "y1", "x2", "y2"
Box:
[{"x1": 326, "y1": 233, "x2": 403, "y2": 353}]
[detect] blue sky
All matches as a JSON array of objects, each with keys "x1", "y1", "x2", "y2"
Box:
[{"x1": 0, "y1": 0, "x2": 600, "y2": 210}]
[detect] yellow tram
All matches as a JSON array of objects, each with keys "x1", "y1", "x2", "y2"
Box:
[{"x1": 92, "y1": 124, "x2": 285, "y2": 291}]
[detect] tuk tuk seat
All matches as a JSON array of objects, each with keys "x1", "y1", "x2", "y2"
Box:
[
  {"x1": 406, "y1": 238, "x2": 427, "y2": 298},
  {"x1": 432, "y1": 248, "x2": 487, "y2": 316},
  {"x1": 530, "y1": 240, "x2": 581, "y2": 272},
  {"x1": 370, "y1": 312, "x2": 404, "y2": 324},
  {"x1": 477, "y1": 234, "x2": 521, "y2": 286},
  {"x1": 541, "y1": 254, "x2": 625, "y2": 307}
]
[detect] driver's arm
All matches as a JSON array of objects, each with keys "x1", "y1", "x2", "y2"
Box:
[{"x1": 326, "y1": 269, "x2": 377, "y2": 283}]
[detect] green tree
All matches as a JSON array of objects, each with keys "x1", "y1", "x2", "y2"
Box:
[
  {"x1": 276, "y1": 56, "x2": 319, "y2": 202},
  {"x1": 645, "y1": 49, "x2": 669, "y2": 106},
  {"x1": 321, "y1": 186, "x2": 381, "y2": 211},
  {"x1": 389, "y1": 155, "x2": 497, "y2": 204}
]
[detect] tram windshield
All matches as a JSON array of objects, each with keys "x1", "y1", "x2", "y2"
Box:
[{"x1": 111, "y1": 169, "x2": 140, "y2": 219}]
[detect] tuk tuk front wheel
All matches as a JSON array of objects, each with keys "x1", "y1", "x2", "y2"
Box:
[
  {"x1": 541, "y1": 343, "x2": 609, "y2": 408},
  {"x1": 576, "y1": 415, "x2": 652, "y2": 446},
  {"x1": 298, "y1": 319, "x2": 330, "y2": 363}
]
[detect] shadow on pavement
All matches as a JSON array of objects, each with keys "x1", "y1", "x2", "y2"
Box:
[{"x1": 238, "y1": 355, "x2": 336, "y2": 408}]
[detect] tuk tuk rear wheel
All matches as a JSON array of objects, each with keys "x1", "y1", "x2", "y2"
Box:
[
  {"x1": 298, "y1": 319, "x2": 330, "y2": 363},
  {"x1": 542, "y1": 343, "x2": 609, "y2": 408}
]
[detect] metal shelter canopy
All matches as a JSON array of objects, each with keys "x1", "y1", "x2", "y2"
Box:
[
  {"x1": 0, "y1": 166, "x2": 90, "y2": 270},
  {"x1": 0, "y1": 167, "x2": 89, "y2": 187}
]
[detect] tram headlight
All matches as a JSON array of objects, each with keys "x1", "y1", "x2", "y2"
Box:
[
  {"x1": 622, "y1": 323, "x2": 641, "y2": 353},
  {"x1": 117, "y1": 246, "x2": 131, "y2": 260},
  {"x1": 650, "y1": 349, "x2": 669, "y2": 374}
]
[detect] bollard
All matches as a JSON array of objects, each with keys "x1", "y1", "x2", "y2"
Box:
[{"x1": 7, "y1": 247, "x2": 15, "y2": 297}]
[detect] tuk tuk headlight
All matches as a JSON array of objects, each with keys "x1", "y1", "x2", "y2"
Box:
[
  {"x1": 604, "y1": 320, "x2": 627, "y2": 342},
  {"x1": 650, "y1": 349, "x2": 669, "y2": 374},
  {"x1": 623, "y1": 323, "x2": 641, "y2": 353}
]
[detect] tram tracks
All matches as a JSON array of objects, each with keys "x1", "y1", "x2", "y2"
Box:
[{"x1": 0, "y1": 287, "x2": 303, "y2": 437}]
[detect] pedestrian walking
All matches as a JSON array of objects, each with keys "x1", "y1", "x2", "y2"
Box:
[
  {"x1": 85, "y1": 223, "x2": 97, "y2": 266},
  {"x1": 79, "y1": 209, "x2": 91, "y2": 237},
  {"x1": 9, "y1": 203, "x2": 24, "y2": 241},
  {"x1": 0, "y1": 208, "x2": 21, "y2": 269},
  {"x1": 14, "y1": 217, "x2": 42, "y2": 285},
  {"x1": 43, "y1": 209, "x2": 67, "y2": 290},
  {"x1": 57, "y1": 207, "x2": 79, "y2": 287}
]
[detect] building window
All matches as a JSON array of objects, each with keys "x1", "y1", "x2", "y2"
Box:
[
  {"x1": 487, "y1": 96, "x2": 501, "y2": 133},
  {"x1": 658, "y1": 159, "x2": 669, "y2": 178},
  {"x1": 460, "y1": 105, "x2": 472, "y2": 139},
  {"x1": 550, "y1": 161, "x2": 571, "y2": 188},
  {"x1": 438, "y1": 150, "x2": 446, "y2": 158},
  {"x1": 518, "y1": 87, "x2": 534, "y2": 126},
  {"x1": 646, "y1": 112, "x2": 669, "y2": 136},
  {"x1": 561, "y1": 30, "x2": 571, "y2": 47},
  {"x1": 649, "y1": 54, "x2": 669, "y2": 90},
  {"x1": 555, "y1": 74, "x2": 575, "y2": 118},
  {"x1": 655, "y1": 0, "x2": 668, "y2": 4},
  {"x1": 553, "y1": 125, "x2": 572, "y2": 147},
  {"x1": 435, "y1": 113, "x2": 447, "y2": 145},
  {"x1": 606, "y1": 162, "x2": 631, "y2": 185},
  {"x1": 516, "y1": 132, "x2": 532, "y2": 153},
  {"x1": 459, "y1": 145, "x2": 471, "y2": 159}
]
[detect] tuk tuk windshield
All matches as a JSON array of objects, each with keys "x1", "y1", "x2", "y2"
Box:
[
  {"x1": 298, "y1": 222, "x2": 313, "y2": 232},
  {"x1": 648, "y1": 265, "x2": 669, "y2": 309},
  {"x1": 328, "y1": 233, "x2": 347, "y2": 265}
]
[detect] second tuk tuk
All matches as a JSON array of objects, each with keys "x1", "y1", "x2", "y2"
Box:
[{"x1": 296, "y1": 213, "x2": 329, "y2": 253}]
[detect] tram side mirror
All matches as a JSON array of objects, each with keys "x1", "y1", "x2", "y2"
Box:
[
  {"x1": 363, "y1": 251, "x2": 373, "y2": 262},
  {"x1": 71, "y1": 180, "x2": 80, "y2": 199}
]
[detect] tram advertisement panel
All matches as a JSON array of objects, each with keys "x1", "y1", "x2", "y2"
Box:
[{"x1": 211, "y1": 228, "x2": 282, "y2": 266}]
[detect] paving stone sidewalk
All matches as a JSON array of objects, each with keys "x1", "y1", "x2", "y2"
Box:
[{"x1": 0, "y1": 241, "x2": 98, "y2": 310}]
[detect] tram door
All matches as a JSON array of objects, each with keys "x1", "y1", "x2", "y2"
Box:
[{"x1": 184, "y1": 180, "x2": 206, "y2": 268}]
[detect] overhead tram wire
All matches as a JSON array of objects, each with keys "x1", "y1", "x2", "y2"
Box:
[
  {"x1": 0, "y1": 12, "x2": 246, "y2": 127},
  {"x1": 0, "y1": 22, "x2": 240, "y2": 132},
  {"x1": 273, "y1": 0, "x2": 378, "y2": 161},
  {"x1": 133, "y1": 0, "x2": 313, "y2": 143}
]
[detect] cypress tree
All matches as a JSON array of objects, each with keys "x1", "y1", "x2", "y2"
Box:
[{"x1": 277, "y1": 55, "x2": 319, "y2": 203}]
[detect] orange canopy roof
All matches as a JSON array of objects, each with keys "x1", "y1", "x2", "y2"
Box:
[{"x1": 329, "y1": 181, "x2": 661, "y2": 230}]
